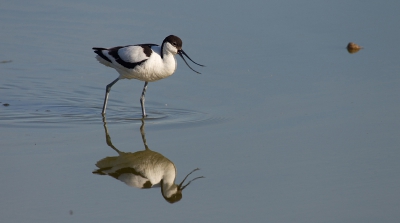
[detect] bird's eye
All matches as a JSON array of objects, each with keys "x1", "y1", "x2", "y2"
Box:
[{"x1": 172, "y1": 42, "x2": 177, "y2": 46}]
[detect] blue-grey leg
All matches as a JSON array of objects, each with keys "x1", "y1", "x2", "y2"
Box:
[
  {"x1": 140, "y1": 82, "x2": 149, "y2": 117},
  {"x1": 102, "y1": 78, "x2": 119, "y2": 114}
]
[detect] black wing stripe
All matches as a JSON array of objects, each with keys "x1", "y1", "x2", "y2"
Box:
[
  {"x1": 108, "y1": 46, "x2": 147, "y2": 69},
  {"x1": 135, "y1": 44, "x2": 158, "y2": 57},
  {"x1": 108, "y1": 167, "x2": 147, "y2": 179},
  {"x1": 93, "y1": 44, "x2": 159, "y2": 69},
  {"x1": 92, "y1": 47, "x2": 112, "y2": 63}
]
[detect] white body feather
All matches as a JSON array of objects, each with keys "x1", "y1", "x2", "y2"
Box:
[{"x1": 95, "y1": 45, "x2": 177, "y2": 82}]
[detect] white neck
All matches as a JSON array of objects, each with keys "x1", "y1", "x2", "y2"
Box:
[{"x1": 161, "y1": 164, "x2": 178, "y2": 197}]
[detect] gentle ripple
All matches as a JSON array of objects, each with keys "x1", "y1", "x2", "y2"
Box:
[{"x1": 0, "y1": 99, "x2": 226, "y2": 128}]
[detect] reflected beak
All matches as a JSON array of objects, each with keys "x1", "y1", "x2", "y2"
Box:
[
  {"x1": 178, "y1": 168, "x2": 204, "y2": 191},
  {"x1": 177, "y1": 50, "x2": 205, "y2": 74}
]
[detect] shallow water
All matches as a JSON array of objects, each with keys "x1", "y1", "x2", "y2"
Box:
[{"x1": 1, "y1": 0, "x2": 400, "y2": 222}]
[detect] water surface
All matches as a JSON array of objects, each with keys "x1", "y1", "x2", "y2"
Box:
[{"x1": 1, "y1": 0, "x2": 399, "y2": 222}]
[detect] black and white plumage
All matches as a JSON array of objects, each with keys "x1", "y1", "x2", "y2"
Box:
[{"x1": 92, "y1": 35, "x2": 204, "y2": 117}]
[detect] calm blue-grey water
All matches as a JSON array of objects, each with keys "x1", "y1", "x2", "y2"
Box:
[{"x1": 1, "y1": 0, "x2": 399, "y2": 222}]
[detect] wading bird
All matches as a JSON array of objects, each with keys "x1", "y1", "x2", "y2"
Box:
[{"x1": 92, "y1": 35, "x2": 204, "y2": 117}]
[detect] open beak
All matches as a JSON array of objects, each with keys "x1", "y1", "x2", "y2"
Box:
[
  {"x1": 177, "y1": 168, "x2": 204, "y2": 191},
  {"x1": 178, "y1": 50, "x2": 205, "y2": 74}
]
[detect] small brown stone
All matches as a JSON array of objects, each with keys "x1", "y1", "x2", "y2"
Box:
[{"x1": 347, "y1": 42, "x2": 363, "y2": 54}]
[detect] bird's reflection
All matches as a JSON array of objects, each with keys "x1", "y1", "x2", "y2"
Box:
[{"x1": 93, "y1": 117, "x2": 204, "y2": 203}]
